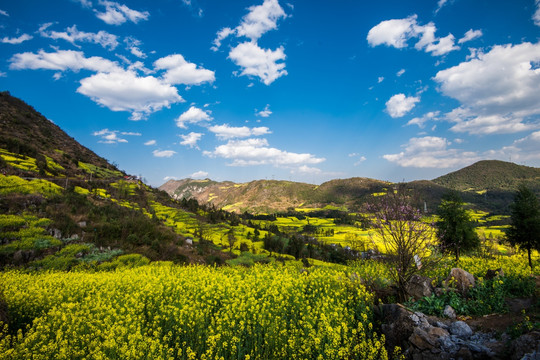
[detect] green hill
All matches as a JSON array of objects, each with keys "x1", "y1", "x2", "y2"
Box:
[
  {"x1": 0, "y1": 91, "x2": 233, "y2": 269},
  {"x1": 432, "y1": 160, "x2": 540, "y2": 192}
]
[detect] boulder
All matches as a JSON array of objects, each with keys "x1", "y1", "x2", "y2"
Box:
[
  {"x1": 449, "y1": 321, "x2": 473, "y2": 339},
  {"x1": 445, "y1": 268, "x2": 475, "y2": 296},
  {"x1": 510, "y1": 331, "x2": 540, "y2": 360},
  {"x1": 443, "y1": 305, "x2": 457, "y2": 319},
  {"x1": 406, "y1": 274, "x2": 434, "y2": 300},
  {"x1": 485, "y1": 268, "x2": 504, "y2": 280}
]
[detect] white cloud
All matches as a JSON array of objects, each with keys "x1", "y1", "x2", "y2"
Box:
[
  {"x1": 228, "y1": 42, "x2": 287, "y2": 85},
  {"x1": 1, "y1": 34, "x2": 33, "y2": 44},
  {"x1": 234, "y1": 0, "x2": 287, "y2": 41},
  {"x1": 208, "y1": 124, "x2": 271, "y2": 139},
  {"x1": 385, "y1": 93, "x2": 420, "y2": 118},
  {"x1": 39, "y1": 24, "x2": 118, "y2": 50},
  {"x1": 349, "y1": 153, "x2": 367, "y2": 166},
  {"x1": 153, "y1": 149, "x2": 176, "y2": 158},
  {"x1": 383, "y1": 136, "x2": 480, "y2": 168},
  {"x1": 256, "y1": 104, "x2": 272, "y2": 117},
  {"x1": 297, "y1": 165, "x2": 321, "y2": 174},
  {"x1": 124, "y1": 37, "x2": 145, "y2": 58},
  {"x1": 377, "y1": 76, "x2": 384, "y2": 83},
  {"x1": 397, "y1": 68, "x2": 405, "y2": 76},
  {"x1": 95, "y1": 0, "x2": 149, "y2": 25},
  {"x1": 203, "y1": 138, "x2": 325, "y2": 167},
  {"x1": 211, "y1": 0, "x2": 286, "y2": 49},
  {"x1": 406, "y1": 111, "x2": 440, "y2": 128},
  {"x1": 163, "y1": 176, "x2": 178, "y2": 181},
  {"x1": 72, "y1": 0, "x2": 92, "y2": 8},
  {"x1": 180, "y1": 132, "x2": 203, "y2": 149},
  {"x1": 458, "y1": 29, "x2": 482, "y2": 44},
  {"x1": 212, "y1": 0, "x2": 288, "y2": 85},
  {"x1": 435, "y1": 0, "x2": 448, "y2": 13},
  {"x1": 435, "y1": 42, "x2": 540, "y2": 135},
  {"x1": 154, "y1": 54, "x2": 215, "y2": 85},
  {"x1": 9, "y1": 49, "x2": 121, "y2": 73},
  {"x1": 211, "y1": 27, "x2": 234, "y2": 51},
  {"x1": 367, "y1": 15, "x2": 418, "y2": 49},
  {"x1": 0, "y1": 9, "x2": 9, "y2": 16},
  {"x1": 92, "y1": 128, "x2": 139, "y2": 143},
  {"x1": 144, "y1": 140, "x2": 156, "y2": 146},
  {"x1": 491, "y1": 131, "x2": 540, "y2": 162},
  {"x1": 78, "y1": 70, "x2": 183, "y2": 120},
  {"x1": 367, "y1": 15, "x2": 458, "y2": 56},
  {"x1": 534, "y1": 0, "x2": 540, "y2": 26},
  {"x1": 190, "y1": 170, "x2": 209, "y2": 178},
  {"x1": 176, "y1": 106, "x2": 212, "y2": 128}
]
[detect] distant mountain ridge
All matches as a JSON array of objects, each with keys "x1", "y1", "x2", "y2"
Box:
[{"x1": 160, "y1": 161, "x2": 540, "y2": 214}]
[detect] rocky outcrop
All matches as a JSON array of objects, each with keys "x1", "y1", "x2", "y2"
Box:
[
  {"x1": 406, "y1": 275, "x2": 434, "y2": 300},
  {"x1": 445, "y1": 268, "x2": 475, "y2": 296},
  {"x1": 378, "y1": 304, "x2": 510, "y2": 360}
]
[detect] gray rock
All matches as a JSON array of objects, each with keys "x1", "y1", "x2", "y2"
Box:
[
  {"x1": 443, "y1": 305, "x2": 456, "y2": 319},
  {"x1": 406, "y1": 274, "x2": 434, "y2": 300},
  {"x1": 445, "y1": 268, "x2": 475, "y2": 296},
  {"x1": 449, "y1": 321, "x2": 472, "y2": 339}
]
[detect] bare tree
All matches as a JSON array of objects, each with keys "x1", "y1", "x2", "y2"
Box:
[{"x1": 366, "y1": 186, "x2": 436, "y2": 300}]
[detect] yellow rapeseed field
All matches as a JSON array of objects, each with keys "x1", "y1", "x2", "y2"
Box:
[{"x1": 0, "y1": 264, "x2": 388, "y2": 360}]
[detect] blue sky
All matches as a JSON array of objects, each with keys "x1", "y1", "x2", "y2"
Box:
[{"x1": 1, "y1": 0, "x2": 540, "y2": 186}]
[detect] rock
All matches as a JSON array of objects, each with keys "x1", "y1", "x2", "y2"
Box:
[
  {"x1": 449, "y1": 321, "x2": 472, "y2": 339},
  {"x1": 443, "y1": 305, "x2": 457, "y2": 319},
  {"x1": 378, "y1": 304, "x2": 417, "y2": 352},
  {"x1": 445, "y1": 268, "x2": 475, "y2": 296},
  {"x1": 77, "y1": 221, "x2": 87, "y2": 228},
  {"x1": 406, "y1": 274, "x2": 434, "y2": 300},
  {"x1": 456, "y1": 346, "x2": 474, "y2": 360},
  {"x1": 510, "y1": 331, "x2": 540, "y2": 360},
  {"x1": 485, "y1": 268, "x2": 504, "y2": 280}
]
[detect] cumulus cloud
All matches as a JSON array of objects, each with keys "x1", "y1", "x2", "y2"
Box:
[
  {"x1": 39, "y1": 23, "x2": 118, "y2": 50},
  {"x1": 397, "y1": 68, "x2": 406, "y2": 76},
  {"x1": 190, "y1": 170, "x2": 209, "y2": 178},
  {"x1": 176, "y1": 106, "x2": 212, "y2": 128},
  {"x1": 435, "y1": 42, "x2": 540, "y2": 134},
  {"x1": 256, "y1": 104, "x2": 272, "y2": 117},
  {"x1": 228, "y1": 42, "x2": 287, "y2": 85},
  {"x1": 458, "y1": 29, "x2": 483, "y2": 44},
  {"x1": 179, "y1": 132, "x2": 203, "y2": 149},
  {"x1": 203, "y1": 138, "x2": 325, "y2": 167},
  {"x1": 154, "y1": 54, "x2": 215, "y2": 85},
  {"x1": 367, "y1": 15, "x2": 459, "y2": 56},
  {"x1": 144, "y1": 139, "x2": 156, "y2": 146},
  {"x1": 534, "y1": 0, "x2": 540, "y2": 26},
  {"x1": 490, "y1": 131, "x2": 540, "y2": 162},
  {"x1": 9, "y1": 49, "x2": 121, "y2": 72},
  {"x1": 153, "y1": 149, "x2": 176, "y2": 158},
  {"x1": 435, "y1": 0, "x2": 449, "y2": 13},
  {"x1": 208, "y1": 124, "x2": 270, "y2": 139},
  {"x1": 124, "y1": 37, "x2": 145, "y2": 58},
  {"x1": 92, "y1": 128, "x2": 140, "y2": 143},
  {"x1": 78, "y1": 70, "x2": 183, "y2": 120},
  {"x1": 95, "y1": 0, "x2": 149, "y2": 25},
  {"x1": 383, "y1": 136, "x2": 480, "y2": 168},
  {"x1": 386, "y1": 93, "x2": 420, "y2": 118},
  {"x1": 1, "y1": 34, "x2": 33, "y2": 44},
  {"x1": 212, "y1": 0, "x2": 288, "y2": 85},
  {"x1": 406, "y1": 111, "x2": 440, "y2": 128},
  {"x1": 212, "y1": 0, "x2": 286, "y2": 48},
  {"x1": 0, "y1": 9, "x2": 9, "y2": 16}
]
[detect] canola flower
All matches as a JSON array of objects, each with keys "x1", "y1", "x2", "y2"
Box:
[{"x1": 0, "y1": 264, "x2": 388, "y2": 360}]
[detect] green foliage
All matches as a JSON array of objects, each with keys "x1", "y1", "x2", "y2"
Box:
[
  {"x1": 78, "y1": 161, "x2": 123, "y2": 178},
  {"x1": 507, "y1": 185, "x2": 540, "y2": 269},
  {"x1": 226, "y1": 252, "x2": 273, "y2": 267},
  {"x1": 436, "y1": 192, "x2": 480, "y2": 261},
  {"x1": 96, "y1": 253, "x2": 150, "y2": 271},
  {"x1": 0, "y1": 214, "x2": 60, "y2": 255},
  {"x1": 0, "y1": 174, "x2": 62, "y2": 197}
]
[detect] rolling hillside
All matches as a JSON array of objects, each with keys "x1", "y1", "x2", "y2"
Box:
[{"x1": 160, "y1": 162, "x2": 540, "y2": 214}]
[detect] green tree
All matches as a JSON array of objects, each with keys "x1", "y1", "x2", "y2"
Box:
[
  {"x1": 436, "y1": 192, "x2": 480, "y2": 262},
  {"x1": 507, "y1": 185, "x2": 540, "y2": 270}
]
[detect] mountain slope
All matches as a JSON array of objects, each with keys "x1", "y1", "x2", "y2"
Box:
[
  {"x1": 160, "y1": 177, "x2": 391, "y2": 213},
  {"x1": 0, "y1": 91, "x2": 120, "y2": 179},
  {"x1": 432, "y1": 160, "x2": 540, "y2": 192},
  {"x1": 0, "y1": 92, "x2": 232, "y2": 269}
]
